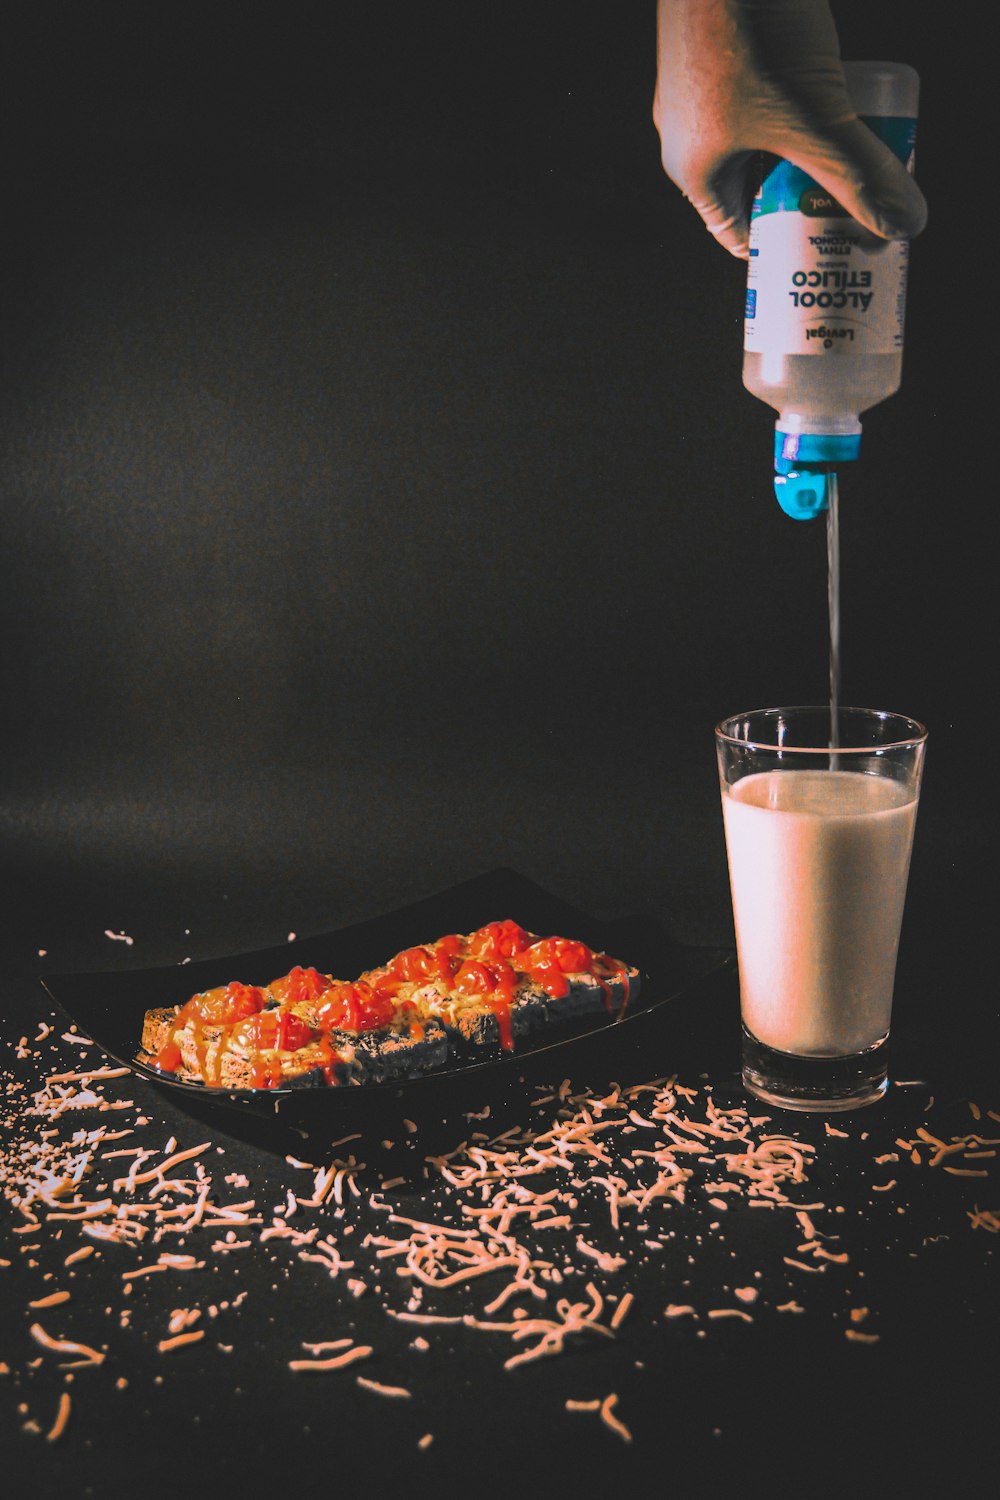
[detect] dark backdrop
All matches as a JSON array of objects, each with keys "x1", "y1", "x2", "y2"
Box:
[{"x1": 0, "y1": 2, "x2": 988, "y2": 972}]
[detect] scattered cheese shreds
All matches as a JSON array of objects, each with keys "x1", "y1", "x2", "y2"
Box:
[
  {"x1": 46, "y1": 1391, "x2": 72, "y2": 1442},
  {"x1": 289, "y1": 1345, "x2": 373, "y2": 1372},
  {"x1": 3, "y1": 1022, "x2": 997, "y2": 1456},
  {"x1": 356, "y1": 1376, "x2": 412, "y2": 1398},
  {"x1": 157, "y1": 1330, "x2": 205, "y2": 1353},
  {"x1": 600, "y1": 1394, "x2": 632, "y2": 1443},
  {"x1": 29, "y1": 1324, "x2": 105, "y2": 1366}
]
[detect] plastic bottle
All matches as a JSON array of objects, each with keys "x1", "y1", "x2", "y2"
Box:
[{"x1": 742, "y1": 61, "x2": 920, "y2": 519}]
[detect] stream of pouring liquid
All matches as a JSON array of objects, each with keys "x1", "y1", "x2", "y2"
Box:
[{"x1": 827, "y1": 471, "x2": 840, "y2": 751}]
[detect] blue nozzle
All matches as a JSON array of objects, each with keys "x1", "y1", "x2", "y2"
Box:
[
  {"x1": 773, "y1": 431, "x2": 861, "y2": 521},
  {"x1": 774, "y1": 469, "x2": 834, "y2": 519}
]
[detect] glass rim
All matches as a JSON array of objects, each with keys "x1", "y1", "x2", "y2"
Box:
[{"x1": 714, "y1": 704, "x2": 927, "y2": 754}]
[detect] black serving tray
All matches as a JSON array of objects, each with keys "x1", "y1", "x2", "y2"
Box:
[{"x1": 40, "y1": 867, "x2": 736, "y2": 1120}]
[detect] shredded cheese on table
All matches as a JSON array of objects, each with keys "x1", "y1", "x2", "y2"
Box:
[
  {"x1": 45, "y1": 1391, "x2": 72, "y2": 1442},
  {"x1": 2, "y1": 1022, "x2": 997, "y2": 1455},
  {"x1": 157, "y1": 1330, "x2": 205, "y2": 1353},
  {"x1": 28, "y1": 1324, "x2": 105, "y2": 1366},
  {"x1": 289, "y1": 1343, "x2": 373, "y2": 1372},
  {"x1": 356, "y1": 1376, "x2": 412, "y2": 1398}
]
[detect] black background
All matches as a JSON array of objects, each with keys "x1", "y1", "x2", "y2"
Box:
[
  {"x1": 1, "y1": 0, "x2": 990, "y2": 971},
  {"x1": 2, "y1": 4, "x2": 998, "y2": 1494}
]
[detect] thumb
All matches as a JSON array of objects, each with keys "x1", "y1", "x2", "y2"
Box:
[
  {"x1": 681, "y1": 153, "x2": 758, "y2": 260},
  {"x1": 781, "y1": 117, "x2": 928, "y2": 240}
]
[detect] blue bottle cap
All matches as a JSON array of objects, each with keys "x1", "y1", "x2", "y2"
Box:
[
  {"x1": 774, "y1": 469, "x2": 834, "y2": 519},
  {"x1": 775, "y1": 431, "x2": 862, "y2": 467},
  {"x1": 772, "y1": 432, "x2": 860, "y2": 520}
]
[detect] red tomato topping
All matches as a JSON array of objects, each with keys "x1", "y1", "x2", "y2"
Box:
[
  {"x1": 180, "y1": 982, "x2": 267, "y2": 1026},
  {"x1": 453, "y1": 959, "x2": 517, "y2": 1049},
  {"x1": 387, "y1": 946, "x2": 438, "y2": 984},
  {"x1": 386, "y1": 934, "x2": 463, "y2": 988},
  {"x1": 468, "y1": 921, "x2": 531, "y2": 961},
  {"x1": 315, "y1": 979, "x2": 396, "y2": 1034},
  {"x1": 268, "y1": 966, "x2": 335, "y2": 1007},
  {"x1": 522, "y1": 956, "x2": 569, "y2": 998},
  {"x1": 153, "y1": 1041, "x2": 182, "y2": 1073},
  {"x1": 549, "y1": 938, "x2": 593, "y2": 973},
  {"x1": 431, "y1": 934, "x2": 463, "y2": 984},
  {"x1": 360, "y1": 982, "x2": 398, "y2": 1031},
  {"x1": 315, "y1": 984, "x2": 356, "y2": 1031},
  {"x1": 314, "y1": 1033, "x2": 346, "y2": 1086},
  {"x1": 453, "y1": 959, "x2": 499, "y2": 998},
  {"x1": 454, "y1": 958, "x2": 516, "y2": 1000},
  {"x1": 250, "y1": 1053, "x2": 285, "y2": 1089},
  {"x1": 511, "y1": 940, "x2": 580, "y2": 998},
  {"x1": 233, "y1": 1009, "x2": 313, "y2": 1052}
]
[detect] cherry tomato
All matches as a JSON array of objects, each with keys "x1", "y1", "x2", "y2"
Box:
[
  {"x1": 388, "y1": 946, "x2": 437, "y2": 984},
  {"x1": 268, "y1": 966, "x2": 335, "y2": 1007},
  {"x1": 233, "y1": 1009, "x2": 313, "y2": 1052},
  {"x1": 153, "y1": 1041, "x2": 182, "y2": 1073},
  {"x1": 315, "y1": 980, "x2": 396, "y2": 1034},
  {"x1": 181, "y1": 982, "x2": 267, "y2": 1025},
  {"x1": 469, "y1": 921, "x2": 531, "y2": 960}
]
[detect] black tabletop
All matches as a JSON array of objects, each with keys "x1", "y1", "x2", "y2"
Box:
[
  {"x1": 3, "y1": 868, "x2": 997, "y2": 1496},
  {"x1": 2, "y1": 1, "x2": 997, "y2": 1492}
]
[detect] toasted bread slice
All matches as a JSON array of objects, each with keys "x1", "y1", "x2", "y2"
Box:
[
  {"x1": 346, "y1": 1015, "x2": 449, "y2": 1084},
  {"x1": 415, "y1": 967, "x2": 639, "y2": 1053},
  {"x1": 137, "y1": 924, "x2": 640, "y2": 1090},
  {"x1": 138, "y1": 1005, "x2": 448, "y2": 1090},
  {"x1": 138, "y1": 1006, "x2": 358, "y2": 1089},
  {"x1": 141, "y1": 1005, "x2": 183, "y2": 1058}
]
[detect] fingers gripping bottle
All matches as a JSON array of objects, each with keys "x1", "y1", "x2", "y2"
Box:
[{"x1": 743, "y1": 62, "x2": 920, "y2": 519}]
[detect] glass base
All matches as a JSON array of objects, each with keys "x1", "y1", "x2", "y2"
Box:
[{"x1": 741, "y1": 1026, "x2": 889, "y2": 1113}]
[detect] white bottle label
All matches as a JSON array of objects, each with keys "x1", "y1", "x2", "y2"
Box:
[
  {"x1": 743, "y1": 116, "x2": 915, "y2": 357},
  {"x1": 745, "y1": 216, "x2": 909, "y2": 356}
]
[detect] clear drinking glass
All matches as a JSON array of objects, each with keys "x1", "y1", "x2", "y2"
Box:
[{"x1": 715, "y1": 706, "x2": 927, "y2": 1111}]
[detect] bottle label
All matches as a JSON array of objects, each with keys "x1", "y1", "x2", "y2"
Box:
[{"x1": 744, "y1": 116, "x2": 916, "y2": 356}]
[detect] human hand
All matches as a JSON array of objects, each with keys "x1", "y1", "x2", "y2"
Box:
[{"x1": 652, "y1": 0, "x2": 927, "y2": 259}]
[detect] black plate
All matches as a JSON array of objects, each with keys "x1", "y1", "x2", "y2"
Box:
[{"x1": 39, "y1": 867, "x2": 735, "y2": 1118}]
